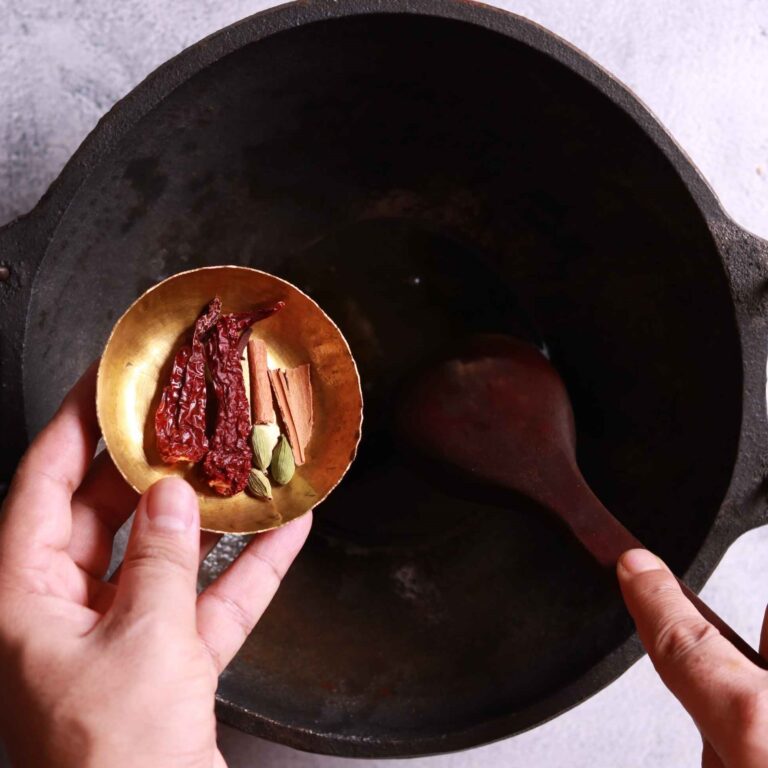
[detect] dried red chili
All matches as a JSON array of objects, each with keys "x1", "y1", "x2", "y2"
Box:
[
  {"x1": 203, "y1": 302, "x2": 285, "y2": 496},
  {"x1": 155, "y1": 298, "x2": 221, "y2": 463}
]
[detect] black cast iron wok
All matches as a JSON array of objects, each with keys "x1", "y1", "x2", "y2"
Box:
[{"x1": 1, "y1": 0, "x2": 767, "y2": 757}]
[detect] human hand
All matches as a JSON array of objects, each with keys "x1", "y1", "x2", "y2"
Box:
[
  {"x1": 0, "y1": 364, "x2": 311, "y2": 768},
  {"x1": 618, "y1": 549, "x2": 768, "y2": 768}
]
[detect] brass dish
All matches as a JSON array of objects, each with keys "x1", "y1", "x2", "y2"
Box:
[{"x1": 96, "y1": 266, "x2": 363, "y2": 533}]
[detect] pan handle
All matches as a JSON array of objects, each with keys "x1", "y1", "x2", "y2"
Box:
[
  {"x1": 713, "y1": 218, "x2": 768, "y2": 537},
  {"x1": 0, "y1": 214, "x2": 41, "y2": 296},
  {"x1": 0, "y1": 212, "x2": 44, "y2": 491}
]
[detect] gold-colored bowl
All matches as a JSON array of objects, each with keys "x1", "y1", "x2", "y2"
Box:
[{"x1": 96, "y1": 266, "x2": 363, "y2": 534}]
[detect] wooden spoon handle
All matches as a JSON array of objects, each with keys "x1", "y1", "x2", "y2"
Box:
[
  {"x1": 557, "y1": 478, "x2": 768, "y2": 669},
  {"x1": 677, "y1": 581, "x2": 768, "y2": 669},
  {"x1": 553, "y1": 477, "x2": 643, "y2": 568}
]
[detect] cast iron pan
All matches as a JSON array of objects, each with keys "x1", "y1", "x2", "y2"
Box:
[{"x1": 1, "y1": 0, "x2": 768, "y2": 757}]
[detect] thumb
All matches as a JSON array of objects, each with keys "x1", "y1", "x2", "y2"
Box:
[
  {"x1": 112, "y1": 477, "x2": 200, "y2": 625},
  {"x1": 617, "y1": 549, "x2": 756, "y2": 743}
]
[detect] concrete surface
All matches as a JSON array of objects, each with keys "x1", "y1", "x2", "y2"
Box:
[{"x1": 1, "y1": 1, "x2": 767, "y2": 766}]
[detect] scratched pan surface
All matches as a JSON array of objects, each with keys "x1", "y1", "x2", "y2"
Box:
[{"x1": 3, "y1": 1, "x2": 767, "y2": 759}]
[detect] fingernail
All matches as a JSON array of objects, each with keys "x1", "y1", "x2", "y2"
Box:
[
  {"x1": 620, "y1": 549, "x2": 663, "y2": 575},
  {"x1": 145, "y1": 477, "x2": 195, "y2": 532}
]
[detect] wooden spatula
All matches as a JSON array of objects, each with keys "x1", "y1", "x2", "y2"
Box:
[{"x1": 399, "y1": 334, "x2": 766, "y2": 668}]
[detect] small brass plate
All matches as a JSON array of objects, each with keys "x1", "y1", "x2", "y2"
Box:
[{"x1": 96, "y1": 266, "x2": 363, "y2": 533}]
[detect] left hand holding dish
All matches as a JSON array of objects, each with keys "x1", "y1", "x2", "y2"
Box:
[{"x1": 0, "y1": 363, "x2": 311, "y2": 768}]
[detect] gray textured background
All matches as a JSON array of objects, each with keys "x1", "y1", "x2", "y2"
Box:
[{"x1": 1, "y1": 1, "x2": 767, "y2": 766}]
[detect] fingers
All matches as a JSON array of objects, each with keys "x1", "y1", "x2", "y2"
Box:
[
  {"x1": 109, "y1": 478, "x2": 200, "y2": 628},
  {"x1": 109, "y1": 529, "x2": 221, "y2": 588},
  {"x1": 617, "y1": 549, "x2": 757, "y2": 742},
  {"x1": 0, "y1": 363, "x2": 100, "y2": 554},
  {"x1": 197, "y1": 513, "x2": 312, "y2": 673},
  {"x1": 69, "y1": 451, "x2": 140, "y2": 577}
]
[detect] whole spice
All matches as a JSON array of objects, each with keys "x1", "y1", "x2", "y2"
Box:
[
  {"x1": 203, "y1": 302, "x2": 284, "y2": 496},
  {"x1": 247, "y1": 338, "x2": 275, "y2": 424},
  {"x1": 251, "y1": 423, "x2": 280, "y2": 472},
  {"x1": 270, "y1": 434, "x2": 296, "y2": 485},
  {"x1": 247, "y1": 338, "x2": 280, "y2": 469},
  {"x1": 268, "y1": 364, "x2": 313, "y2": 465},
  {"x1": 247, "y1": 468, "x2": 272, "y2": 500},
  {"x1": 155, "y1": 346, "x2": 191, "y2": 461},
  {"x1": 155, "y1": 298, "x2": 221, "y2": 463}
]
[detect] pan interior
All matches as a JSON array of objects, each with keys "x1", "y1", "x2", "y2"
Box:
[{"x1": 22, "y1": 13, "x2": 741, "y2": 753}]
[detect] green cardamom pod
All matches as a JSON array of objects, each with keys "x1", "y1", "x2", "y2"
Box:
[
  {"x1": 251, "y1": 422, "x2": 280, "y2": 471},
  {"x1": 270, "y1": 434, "x2": 296, "y2": 485},
  {"x1": 247, "y1": 468, "x2": 272, "y2": 500}
]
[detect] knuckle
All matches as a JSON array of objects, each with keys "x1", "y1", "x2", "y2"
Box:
[
  {"x1": 122, "y1": 540, "x2": 191, "y2": 576},
  {"x1": 14, "y1": 459, "x2": 76, "y2": 497},
  {"x1": 653, "y1": 614, "x2": 719, "y2": 664},
  {"x1": 241, "y1": 547, "x2": 284, "y2": 587},
  {"x1": 208, "y1": 591, "x2": 255, "y2": 639},
  {"x1": 200, "y1": 636, "x2": 226, "y2": 676},
  {"x1": 638, "y1": 572, "x2": 679, "y2": 604},
  {"x1": 733, "y1": 689, "x2": 768, "y2": 733}
]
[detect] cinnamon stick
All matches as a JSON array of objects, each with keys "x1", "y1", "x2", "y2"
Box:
[
  {"x1": 268, "y1": 364, "x2": 313, "y2": 465},
  {"x1": 247, "y1": 338, "x2": 275, "y2": 425}
]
